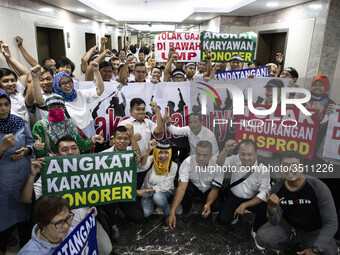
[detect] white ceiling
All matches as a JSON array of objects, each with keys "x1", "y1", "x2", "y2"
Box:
[{"x1": 40, "y1": 0, "x2": 314, "y2": 31}]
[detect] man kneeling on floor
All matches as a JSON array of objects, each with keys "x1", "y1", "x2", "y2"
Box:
[
  {"x1": 216, "y1": 139, "x2": 270, "y2": 250},
  {"x1": 256, "y1": 150, "x2": 338, "y2": 255},
  {"x1": 167, "y1": 140, "x2": 224, "y2": 229}
]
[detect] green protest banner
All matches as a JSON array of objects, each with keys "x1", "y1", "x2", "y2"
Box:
[
  {"x1": 200, "y1": 31, "x2": 257, "y2": 62},
  {"x1": 41, "y1": 151, "x2": 137, "y2": 209}
]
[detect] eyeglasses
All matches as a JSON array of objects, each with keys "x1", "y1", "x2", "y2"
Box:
[
  {"x1": 50, "y1": 212, "x2": 74, "y2": 229},
  {"x1": 59, "y1": 80, "x2": 73, "y2": 87}
]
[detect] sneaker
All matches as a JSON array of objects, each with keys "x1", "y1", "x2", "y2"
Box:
[
  {"x1": 162, "y1": 216, "x2": 169, "y2": 230},
  {"x1": 251, "y1": 228, "x2": 265, "y2": 251},
  {"x1": 231, "y1": 215, "x2": 239, "y2": 224}
]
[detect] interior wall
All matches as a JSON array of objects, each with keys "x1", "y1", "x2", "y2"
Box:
[
  {"x1": 0, "y1": 0, "x2": 118, "y2": 79},
  {"x1": 331, "y1": 47, "x2": 340, "y2": 104},
  {"x1": 248, "y1": 18, "x2": 315, "y2": 81}
]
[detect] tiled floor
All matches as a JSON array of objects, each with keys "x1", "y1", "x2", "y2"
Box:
[{"x1": 6, "y1": 211, "x2": 340, "y2": 255}]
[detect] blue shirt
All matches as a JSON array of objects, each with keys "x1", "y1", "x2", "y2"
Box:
[
  {"x1": 0, "y1": 124, "x2": 34, "y2": 231},
  {"x1": 18, "y1": 224, "x2": 73, "y2": 255}
]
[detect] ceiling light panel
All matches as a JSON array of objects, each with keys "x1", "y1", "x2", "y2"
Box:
[{"x1": 78, "y1": 0, "x2": 255, "y2": 22}]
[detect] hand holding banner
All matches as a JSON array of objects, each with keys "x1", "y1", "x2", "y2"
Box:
[
  {"x1": 323, "y1": 106, "x2": 340, "y2": 160},
  {"x1": 53, "y1": 209, "x2": 97, "y2": 255},
  {"x1": 201, "y1": 31, "x2": 257, "y2": 62},
  {"x1": 41, "y1": 151, "x2": 137, "y2": 209}
]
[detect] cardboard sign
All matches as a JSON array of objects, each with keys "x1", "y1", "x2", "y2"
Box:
[{"x1": 155, "y1": 32, "x2": 200, "y2": 62}]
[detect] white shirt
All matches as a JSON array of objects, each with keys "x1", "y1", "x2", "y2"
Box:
[
  {"x1": 33, "y1": 90, "x2": 51, "y2": 122},
  {"x1": 102, "y1": 145, "x2": 132, "y2": 153},
  {"x1": 179, "y1": 155, "x2": 224, "y2": 193},
  {"x1": 167, "y1": 125, "x2": 219, "y2": 156},
  {"x1": 66, "y1": 87, "x2": 99, "y2": 129},
  {"x1": 141, "y1": 155, "x2": 178, "y2": 195},
  {"x1": 118, "y1": 117, "x2": 157, "y2": 172},
  {"x1": 224, "y1": 155, "x2": 271, "y2": 201},
  {"x1": 10, "y1": 81, "x2": 29, "y2": 122}
]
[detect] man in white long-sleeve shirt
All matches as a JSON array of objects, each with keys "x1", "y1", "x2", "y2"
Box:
[
  {"x1": 164, "y1": 112, "x2": 219, "y2": 156},
  {"x1": 119, "y1": 98, "x2": 165, "y2": 189},
  {"x1": 216, "y1": 138, "x2": 270, "y2": 250},
  {"x1": 167, "y1": 140, "x2": 224, "y2": 229}
]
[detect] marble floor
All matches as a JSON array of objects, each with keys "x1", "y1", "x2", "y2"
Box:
[
  {"x1": 113, "y1": 213, "x2": 278, "y2": 255},
  {"x1": 6, "y1": 211, "x2": 340, "y2": 255}
]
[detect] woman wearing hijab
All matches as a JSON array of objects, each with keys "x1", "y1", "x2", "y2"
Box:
[
  {"x1": 31, "y1": 94, "x2": 103, "y2": 157},
  {"x1": 0, "y1": 88, "x2": 34, "y2": 253},
  {"x1": 53, "y1": 62, "x2": 104, "y2": 137},
  {"x1": 138, "y1": 139, "x2": 178, "y2": 228}
]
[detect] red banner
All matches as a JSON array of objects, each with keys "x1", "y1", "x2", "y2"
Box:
[{"x1": 235, "y1": 105, "x2": 319, "y2": 159}]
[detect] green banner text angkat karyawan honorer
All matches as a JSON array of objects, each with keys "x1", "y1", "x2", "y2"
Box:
[
  {"x1": 200, "y1": 31, "x2": 257, "y2": 62},
  {"x1": 41, "y1": 151, "x2": 137, "y2": 209}
]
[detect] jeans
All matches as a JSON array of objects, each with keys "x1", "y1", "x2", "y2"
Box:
[{"x1": 141, "y1": 192, "x2": 171, "y2": 217}]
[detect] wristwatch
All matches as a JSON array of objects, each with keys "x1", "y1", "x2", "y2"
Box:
[{"x1": 311, "y1": 245, "x2": 323, "y2": 254}]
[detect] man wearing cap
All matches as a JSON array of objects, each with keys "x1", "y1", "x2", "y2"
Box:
[
  {"x1": 256, "y1": 78, "x2": 284, "y2": 105},
  {"x1": 167, "y1": 140, "x2": 224, "y2": 229},
  {"x1": 170, "y1": 68, "x2": 186, "y2": 82},
  {"x1": 184, "y1": 62, "x2": 197, "y2": 81},
  {"x1": 229, "y1": 54, "x2": 244, "y2": 71},
  {"x1": 280, "y1": 67, "x2": 299, "y2": 98}
]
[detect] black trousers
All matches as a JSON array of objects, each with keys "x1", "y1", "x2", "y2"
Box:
[
  {"x1": 137, "y1": 171, "x2": 147, "y2": 190},
  {"x1": 181, "y1": 181, "x2": 223, "y2": 214},
  {"x1": 100, "y1": 199, "x2": 144, "y2": 225},
  {"x1": 0, "y1": 221, "x2": 31, "y2": 253},
  {"x1": 217, "y1": 191, "x2": 267, "y2": 232}
]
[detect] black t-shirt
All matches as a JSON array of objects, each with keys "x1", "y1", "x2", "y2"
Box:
[{"x1": 276, "y1": 180, "x2": 322, "y2": 231}]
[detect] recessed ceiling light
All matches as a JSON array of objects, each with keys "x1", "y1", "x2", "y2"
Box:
[
  {"x1": 76, "y1": 8, "x2": 86, "y2": 13},
  {"x1": 266, "y1": 2, "x2": 278, "y2": 7},
  {"x1": 195, "y1": 17, "x2": 203, "y2": 21},
  {"x1": 309, "y1": 3, "x2": 322, "y2": 9},
  {"x1": 39, "y1": 7, "x2": 53, "y2": 13},
  {"x1": 80, "y1": 19, "x2": 89, "y2": 23}
]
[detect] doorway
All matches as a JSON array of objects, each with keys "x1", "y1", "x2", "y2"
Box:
[
  {"x1": 256, "y1": 31, "x2": 287, "y2": 66},
  {"x1": 105, "y1": 34, "x2": 112, "y2": 50},
  {"x1": 118, "y1": 36, "x2": 122, "y2": 51},
  {"x1": 85, "y1": 33, "x2": 96, "y2": 52},
  {"x1": 36, "y1": 26, "x2": 66, "y2": 64}
]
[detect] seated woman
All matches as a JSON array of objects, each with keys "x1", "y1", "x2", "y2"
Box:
[
  {"x1": 18, "y1": 196, "x2": 96, "y2": 255},
  {"x1": 137, "y1": 139, "x2": 178, "y2": 228},
  {"x1": 0, "y1": 89, "x2": 34, "y2": 253},
  {"x1": 31, "y1": 94, "x2": 103, "y2": 157}
]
